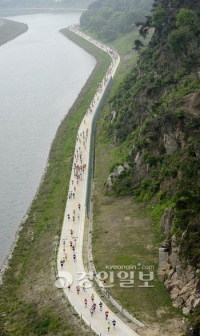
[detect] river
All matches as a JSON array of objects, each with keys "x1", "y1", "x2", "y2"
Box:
[{"x1": 0, "y1": 12, "x2": 96, "y2": 268}]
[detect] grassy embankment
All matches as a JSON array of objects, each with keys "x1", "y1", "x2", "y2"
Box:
[
  {"x1": 0, "y1": 18, "x2": 28, "y2": 46},
  {"x1": 88, "y1": 31, "x2": 185, "y2": 334},
  {"x1": 0, "y1": 28, "x2": 110, "y2": 336}
]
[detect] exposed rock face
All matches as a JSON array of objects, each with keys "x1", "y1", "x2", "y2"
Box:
[
  {"x1": 111, "y1": 110, "x2": 117, "y2": 123},
  {"x1": 163, "y1": 130, "x2": 179, "y2": 154},
  {"x1": 105, "y1": 163, "x2": 131, "y2": 192},
  {"x1": 160, "y1": 207, "x2": 174, "y2": 235},
  {"x1": 158, "y1": 236, "x2": 200, "y2": 315}
]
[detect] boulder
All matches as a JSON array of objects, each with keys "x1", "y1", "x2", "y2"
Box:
[
  {"x1": 193, "y1": 297, "x2": 200, "y2": 309},
  {"x1": 171, "y1": 286, "x2": 180, "y2": 300},
  {"x1": 169, "y1": 236, "x2": 179, "y2": 268},
  {"x1": 157, "y1": 271, "x2": 166, "y2": 283},
  {"x1": 123, "y1": 162, "x2": 131, "y2": 170},
  {"x1": 112, "y1": 165, "x2": 125, "y2": 177},
  {"x1": 163, "y1": 131, "x2": 179, "y2": 154},
  {"x1": 158, "y1": 248, "x2": 169, "y2": 270},
  {"x1": 167, "y1": 268, "x2": 175, "y2": 280},
  {"x1": 160, "y1": 207, "x2": 174, "y2": 234},
  {"x1": 173, "y1": 296, "x2": 184, "y2": 308},
  {"x1": 110, "y1": 110, "x2": 117, "y2": 123},
  {"x1": 183, "y1": 307, "x2": 190, "y2": 315}
]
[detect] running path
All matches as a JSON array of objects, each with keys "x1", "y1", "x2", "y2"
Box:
[{"x1": 56, "y1": 27, "x2": 140, "y2": 336}]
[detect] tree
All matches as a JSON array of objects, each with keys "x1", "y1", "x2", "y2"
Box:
[
  {"x1": 168, "y1": 26, "x2": 194, "y2": 58},
  {"x1": 133, "y1": 39, "x2": 144, "y2": 52},
  {"x1": 152, "y1": 6, "x2": 167, "y2": 29},
  {"x1": 100, "y1": 26, "x2": 117, "y2": 41},
  {"x1": 80, "y1": 11, "x2": 92, "y2": 29},
  {"x1": 99, "y1": 8, "x2": 113, "y2": 20},
  {"x1": 90, "y1": 17, "x2": 106, "y2": 33},
  {"x1": 176, "y1": 8, "x2": 198, "y2": 32}
]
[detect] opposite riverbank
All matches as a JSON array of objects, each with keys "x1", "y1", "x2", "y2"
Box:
[
  {"x1": 0, "y1": 18, "x2": 28, "y2": 46},
  {"x1": 0, "y1": 27, "x2": 110, "y2": 335}
]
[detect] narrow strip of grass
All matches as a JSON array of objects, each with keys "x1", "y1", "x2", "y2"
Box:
[{"x1": 0, "y1": 29, "x2": 110, "y2": 335}]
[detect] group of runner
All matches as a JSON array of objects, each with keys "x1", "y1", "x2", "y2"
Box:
[
  {"x1": 58, "y1": 26, "x2": 121, "y2": 335},
  {"x1": 85, "y1": 295, "x2": 116, "y2": 331}
]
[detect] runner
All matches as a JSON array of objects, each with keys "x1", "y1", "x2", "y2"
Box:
[
  {"x1": 91, "y1": 294, "x2": 94, "y2": 302},
  {"x1": 76, "y1": 286, "x2": 80, "y2": 294},
  {"x1": 112, "y1": 319, "x2": 116, "y2": 329},
  {"x1": 105, "y1": 310, "x2": 109, "y2": 320},
  {"x1": 90, "y1": 307, "x2": 93, "y2": 317},
  {"x1": 99, "y1": 301, "x2": 103, "y2": 311},
  {"x1": 107, "y1": 322, "x2": 110, "y2": 332},
  {"x1": 84, "y1": 298, "x2": 87, "y2": 308},
  {"x1": 73, "y1": 253, "x2": 76, "y2": 262}
]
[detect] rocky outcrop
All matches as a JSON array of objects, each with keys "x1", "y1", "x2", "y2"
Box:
[
  {"x1": 160, "y1": 207, "x2": 174, "y2": 235},
  {"x1": 163, "y1": 130, "x2": 179, "y2": 154},
  {"x1": 111, "y1": 110, "x2": 117, "y2": 123},
  {"x1": 158, "y1": 235, "x2": 200, "y2": 315},
  {"x1": 105, "y1": 163, "x2": 131, "y2": 192}
]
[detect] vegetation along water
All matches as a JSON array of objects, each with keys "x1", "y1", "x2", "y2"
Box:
[{"x1": 1, "y1": 0, "x2": 200, "y2": 335}]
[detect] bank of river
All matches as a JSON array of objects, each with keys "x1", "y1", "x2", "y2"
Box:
[
  {"x1": 0, "y1": 18, "x2": 28, "y2": 46},
  {"x1": 0, "y1": 21, "x2": 111, "y2": 335}
]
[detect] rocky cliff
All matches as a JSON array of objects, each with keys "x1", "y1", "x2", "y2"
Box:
[{"x1": 103, "y1": 0, "x2": 200, "y2": 333}]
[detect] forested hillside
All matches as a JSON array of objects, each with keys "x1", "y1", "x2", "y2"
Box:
[
  {"x1": 80, "y1": 0, "x2": 153, "y2": 41},
  {"x1": 106, "y1": 0, "x2": 200, "y2": 265},
  {"x1": 93, "y1": 0, "x2": 200, "y2": 333}
]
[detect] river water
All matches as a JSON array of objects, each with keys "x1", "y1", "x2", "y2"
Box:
[{"x1": 0, "y1": 12, "x2": 96, "y2": 268}]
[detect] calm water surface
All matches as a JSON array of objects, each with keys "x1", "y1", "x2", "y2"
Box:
[{"x1": 0, "y1": 13, "x2": 96, "y2": 267}]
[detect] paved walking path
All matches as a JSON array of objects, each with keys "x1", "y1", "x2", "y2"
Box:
[{"x1": 56, "y1": 26, "x2": 140, "y2": 336}]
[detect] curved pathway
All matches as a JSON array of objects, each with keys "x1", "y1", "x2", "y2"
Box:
[{"x1": 57, "y1": 27, "x2": 140, "y2": 336}]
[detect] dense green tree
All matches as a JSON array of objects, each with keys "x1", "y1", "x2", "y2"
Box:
[
  {"x1": 133, "y1": 39, "x2": 144, "y2": 51},
  {"x1": 168, "y1": 25, "x2": 194, "y2": 57},
  {"x1": 80, "y1": 0, "x2": 153, "y2": 41},
  {"x1": 99, "y1": 8, "x2": 113, "y2": 20},
  {"x1": 99, "y1": 26, "x2": 117, "y2": 41},
  {"x1": 176, "y1": 8, "x2": 198, "y2": 31},
  {"x1": 80, "y1": 11, "x2": 92, "y2": 29},
  {"x1": 152, "y1": 6, "x2": 167, "y2": 29},
  {"x1": 90, "y1": 17, "x2": 106, "y2": 34}
]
